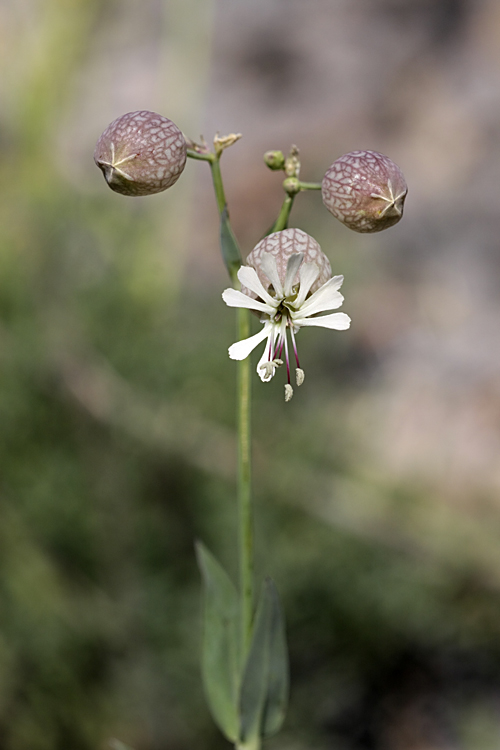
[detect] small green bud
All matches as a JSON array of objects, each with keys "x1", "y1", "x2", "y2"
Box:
[
  {"x1": 284, "y1": 145, "x2": 300, "y2": 178},
  {"x1": 322, "y1": 150, "x2": 407, "y2": 233},
  {"x1": 94, "y1": 111, "x2": 187, "y2": 196},
  {"x1": 282, "y1": 177, "x2": 300, "y2": 195},
  {"x1": 264, "y1": 150, "x2": 285, "y2": 170}
]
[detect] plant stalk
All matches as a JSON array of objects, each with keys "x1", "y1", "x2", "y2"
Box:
[
  {"x1": 186, "y1": 148, "x2": 214, "y2": 162},
  {"x1": 210, "y1": 153, "x2": 253, "y2": 654},
  {"x1": 237, "y1": 306, "x2": 253, "y2": 654},
  {"x1": 236, "y1": 738, "x2": 261, "y2": 750},
  {"x1": 210, "y1": 155, "x2": 228, "y2": 215},
  {"x1": 268, "y1": 194, "x2": 295, "y2": 235},
  {"x1": 298, "y1": 180, "x2": 322, "y2": 190}
]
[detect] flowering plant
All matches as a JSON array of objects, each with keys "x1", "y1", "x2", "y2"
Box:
[{"x1": 94, "y1": 113, "x2": 406, "y2": 750}]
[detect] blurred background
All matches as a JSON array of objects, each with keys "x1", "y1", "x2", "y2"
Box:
[{"x1": 2, "y1": 0, "x2": 500, "y2": 748}]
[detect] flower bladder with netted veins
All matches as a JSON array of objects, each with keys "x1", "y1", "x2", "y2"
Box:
[
  {"x1": 222, "y1": 228, "x2": 350, "y2": 401},
  {"x1": 322, "y1": 150, "x2": 407, "y2": 233},
  {"x1": 94, "y1": 111, "x2": 187, "y2": 196}
]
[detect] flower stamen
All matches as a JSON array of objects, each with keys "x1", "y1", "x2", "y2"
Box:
[
  {"x1": 284, "y1": 330, "x2": 291, "y2": 386},
  {"x1": 289, "y1": 326, "x2": 300, "y2": 368},
  {"x1": 259, "y1": 358, "x2": 283, "y2": 379}
]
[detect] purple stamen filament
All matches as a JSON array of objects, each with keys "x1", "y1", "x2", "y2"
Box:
[
  {"x1": 273, "y1": 331, "x2": 284, "y2": 360},
  {"x1": 264, "y1": 304, "x2": 303, "y2": 387},
  {"x1": 283, "y1": 329, "x2": 290, "y2": 384}
]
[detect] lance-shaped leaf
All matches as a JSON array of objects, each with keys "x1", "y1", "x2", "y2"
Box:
[
  {"x1": 220, "y1": 205, "x2": 242, "y2": 276},
  {"x1": 196, "y1": 542, "x2": 241, "y2": 742},
  {"x1": 239, "y1": 578, "x2": 289, "y2": 744}
]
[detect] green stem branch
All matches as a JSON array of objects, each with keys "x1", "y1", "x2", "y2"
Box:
[
  {"x1": 186, "y1": 148, "x2": 214, "y2": 162},
  {"x1": 210, "y1": 156, "x2": 228, "y2": 215},
  {"x1": 298, "y1": 180, "x2": 322, "y2": 190},
  {"x1": 268, "y1": 194, "x2": 295, "y2": 235}
]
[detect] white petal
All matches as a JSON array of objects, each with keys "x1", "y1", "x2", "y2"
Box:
[
  {"x1": 256, "y1": 326, "x2": 279, "y2": 381},
  {"x1": 237, "y1": 266, "x2": 276, "y2": 306},
  {"x1": 222, "y1": 288, "x2": 273, "y2": 314},
  {"x1": 294, "y1": 312, "x2": 351, "y2": 330},
  {"x1": 294, "y1": 262, "x2": 320, "y2": 308},
  {"x1": 228, "y1": 322, "x2": 273, "y2": 360},
  {"x1": 283, "y1": 253, "x2": 303, "y2": 296},
  {"x1": 260, "y1": 253, "x2": 284, "y2": 297},
  {"x1": 295, "y1": 275, "x2": 344, "y2": 317}
]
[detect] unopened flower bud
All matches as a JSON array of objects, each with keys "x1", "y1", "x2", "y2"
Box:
[
  {"x1": 284, "y1": 145, "x2": 300, "y2": 178},
  {"x1": 322, "y1": 150, "x2": 407, "y2": 233},
  {"x1": 94, "y1": 111, "x2": 187, "y2": 196},
  {"x1": 264, "y1": 150, "x2": 285, "y2": 170},
  {"x1": 282, "y1": 177, "x2": 300, "y2": 195}
]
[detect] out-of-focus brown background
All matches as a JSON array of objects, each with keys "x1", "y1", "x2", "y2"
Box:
[{"x1": 2, "y1": 1, "x2": 500, "y2": 748}]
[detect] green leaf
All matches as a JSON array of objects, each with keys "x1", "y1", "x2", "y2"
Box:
[
  {"x1": 239, "y1": 578, "x2": 289, "y2": 743},
  {"x1": 196, "y1": 541, "x2": 241, "y2": 742},
  {"x1": 220, "y1": 205, "x2": 242, "y2": 276}
]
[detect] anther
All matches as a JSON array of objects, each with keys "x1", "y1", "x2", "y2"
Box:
[
  {"x1": 296, "y1": 368, "x2": 305, "y2": 386},
  {"x1": 284, "y1": 384, "x2": 294, "y2": 402},
  {"x1": 259, "y1": 359, "x2": 283, "y2": 379},
  {"x1": 259, "y1": 362, "x2": 276, "y2": 378}
]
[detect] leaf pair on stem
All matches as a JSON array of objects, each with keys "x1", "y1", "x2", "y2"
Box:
[{"x1": 196, "y1": 543, "x2": 288, "y2": 750}]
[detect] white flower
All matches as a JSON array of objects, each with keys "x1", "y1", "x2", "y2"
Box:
[{"x1": 222, "y1": 231, "x2": 350, "y2": 401}]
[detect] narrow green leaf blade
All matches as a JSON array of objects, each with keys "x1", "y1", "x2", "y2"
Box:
[
  {"x1": 196, "y1": 541, "x2": 241, "y2": 742},
  {"x1": 239, "y1": 578, "x2": 289, "y2": 743},
  {"x1": 220, "y1": 205, "x2": 242, "y2": 276}
]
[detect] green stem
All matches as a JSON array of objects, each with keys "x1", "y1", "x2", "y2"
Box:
[
  {"x1": 236, "y1": 739, "x2": 261, "y2": 750},
  {"x1": 237, "y1": 306, "x2": 253, "y2": 653},
  {"x1": 191, "y1": 140, "x2": 279, "y2": 745},
  {"x1": 186, "y1": 148, "x2": 214, "y2": 162},
  {"x1": 209, "y1": 156, "x2": 228, "y2": 215},
  {"x1": 207, "y1": 154, "x2": 252, "y2": 653},
  {"x1": 268, "y1": 193, "x2": 295, "y2": 235},
  {"x1": 298, "y1": 180, "x2": 322, "y2": 190}
]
